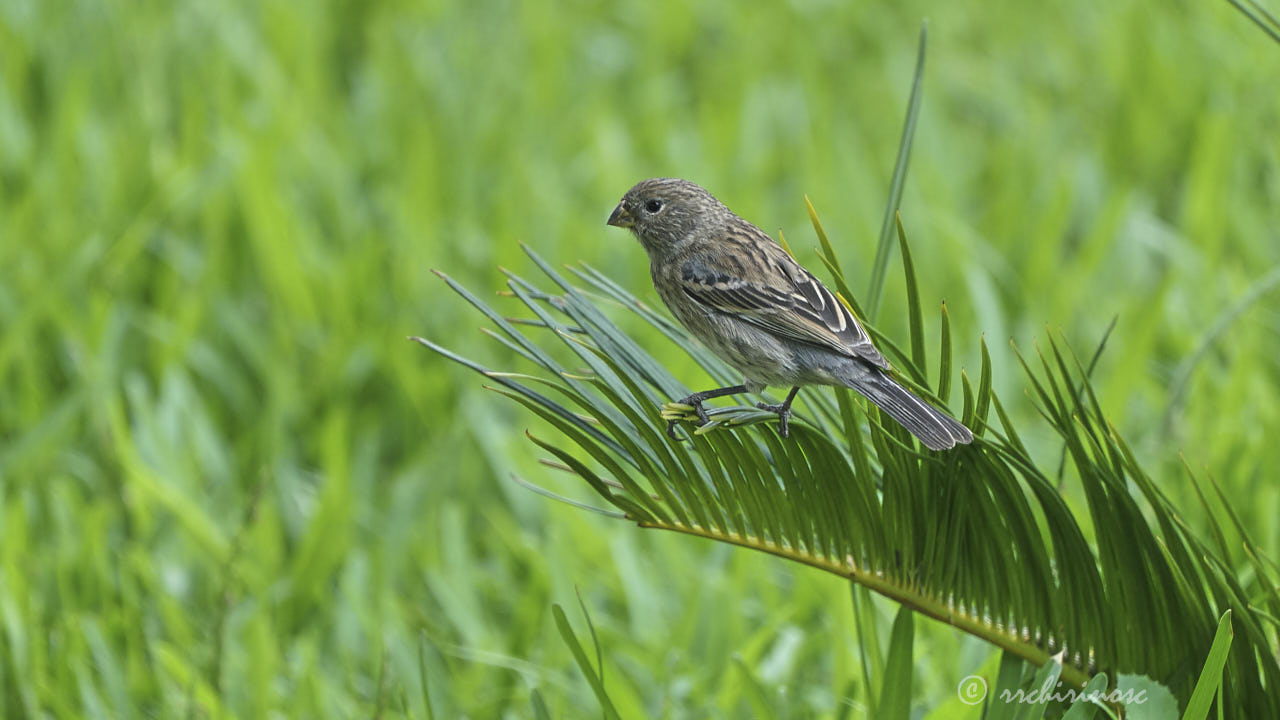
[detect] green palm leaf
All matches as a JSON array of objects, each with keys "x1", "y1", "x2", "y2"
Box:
[{"x1": 417, "y1": 225, "x2": 1279, "y2": 715}]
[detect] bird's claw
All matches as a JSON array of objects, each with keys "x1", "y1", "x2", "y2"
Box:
[
  {"x1": 756, "y1": 401, "x2": 793, "y2": 438},
  {"x1": 665, "y1": 397, "x2": 710, "y2": 440},
  {"x1": 666, "y1": 420, "x2": 685, "y2": 441}
]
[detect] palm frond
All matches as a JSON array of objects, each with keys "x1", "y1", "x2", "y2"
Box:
[{"x1": 418, "y1": 224, "x2": 1279, "y2": 715}]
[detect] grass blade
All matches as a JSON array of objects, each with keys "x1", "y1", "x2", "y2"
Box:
[
  {"x1": 1228, "y1": 0, "x2": 1280, "y2": 45},
  {"x1": 1181, "y1": 610, "x2": 1233, "y2": 720},
  {"x1": 1162, "y1": 264, "x2": 1280, "y2": 432},
  {"x1": 552, "y1": 604, "x2": 622, "y2": 720},
  {"x1": 878, "y1": 607, "x2": 914, "y2": 720},
  {"x1": 867, "y1": 21, "x2": 927, "y2": 320}
]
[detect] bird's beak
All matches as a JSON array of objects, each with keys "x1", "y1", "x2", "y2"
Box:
[{"x1": 607, "y1": 203, "x2": 634, "y2": 229}]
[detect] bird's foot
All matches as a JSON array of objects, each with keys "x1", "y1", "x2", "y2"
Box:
[
  {"x1": 755, "y1": 401, "x2": 793, "y2": 438},
  {"x1": 663, "y1": 396, "x2": 711, "y2": 440}
]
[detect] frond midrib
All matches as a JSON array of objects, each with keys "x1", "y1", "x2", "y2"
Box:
[{"x1": 637, "y1": 517, "x2": 1095, "y2": 689}]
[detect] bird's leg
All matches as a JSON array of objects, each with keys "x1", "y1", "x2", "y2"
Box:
[
  {"x1": 756, "y1": 386, "x2": 802, "y2": 438},
  {"x1": 666, "y1": 384, "x2": 749, "y2": 439}
]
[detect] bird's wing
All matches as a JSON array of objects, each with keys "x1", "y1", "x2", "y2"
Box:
[{"x1": 679, "y1": 244, "x2": 889, "y2": 369}]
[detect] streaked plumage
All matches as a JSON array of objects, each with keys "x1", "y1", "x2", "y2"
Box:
[{"x1": 607, "y1": 177, "x2": 972, "y2": 451}]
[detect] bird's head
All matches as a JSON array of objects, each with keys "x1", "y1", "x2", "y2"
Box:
[{"x1": 607, "y1": 178, "x2": 727, "y2": 255}]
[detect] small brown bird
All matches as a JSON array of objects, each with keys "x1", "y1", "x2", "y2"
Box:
[{"x1": 607, "y1": 177, "x2": 972, "y2": 450}]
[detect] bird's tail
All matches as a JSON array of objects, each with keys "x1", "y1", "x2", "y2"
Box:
[{"x1": 846, "y1": 370, "x2": 973, "y2": 451}]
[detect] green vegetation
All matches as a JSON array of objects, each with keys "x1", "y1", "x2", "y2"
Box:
[
  {"x1": 423, "y1": 213, "x2": 1274, "y2": 716},
  {"x1": 2, "y1": 1, "x2": 1278, "y2": 717}
]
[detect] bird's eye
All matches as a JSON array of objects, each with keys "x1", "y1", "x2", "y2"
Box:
[{"x1": 644, "y1": 199, "x2": 664, "y2": 214}]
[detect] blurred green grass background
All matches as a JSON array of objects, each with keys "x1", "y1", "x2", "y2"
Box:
[{"x1": 2, "y1": 0, "x2": 1278, "y2": 716}]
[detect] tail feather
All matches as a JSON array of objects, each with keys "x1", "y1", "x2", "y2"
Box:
[{"x1": 847, "y1": 371, "x2": 973, "y2": 451}]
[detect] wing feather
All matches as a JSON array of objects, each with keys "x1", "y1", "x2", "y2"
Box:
[{"x1": 679, "y1": 250, "x2": 888, "y2": 369}]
